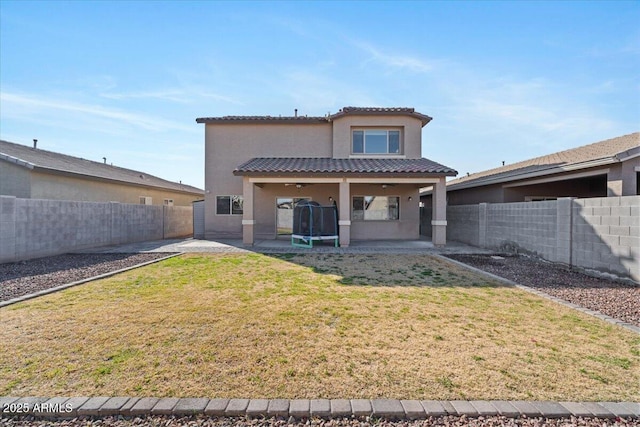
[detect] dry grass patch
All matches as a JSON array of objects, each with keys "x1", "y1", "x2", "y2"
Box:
[{"x1": 1, "y1": 253, "x2": 638, "y2": 401}]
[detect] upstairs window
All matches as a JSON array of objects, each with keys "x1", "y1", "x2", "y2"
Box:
[{"x1": 352, "y1": 129, "x2": 401, "y2": 154}]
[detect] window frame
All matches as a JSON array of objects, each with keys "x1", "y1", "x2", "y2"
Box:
[
  {"x1": 351, "y1": 195, "x2": 400, "y2": 221},
  {"x1": 351, "y1": 128, "x2": 402, "y2": 155},
  {"x1": 215, "y1": 195, "x2": 244, "y2": 215}
]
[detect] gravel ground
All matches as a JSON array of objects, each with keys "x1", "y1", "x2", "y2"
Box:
[
  {"x1": 445, "y1": 254, "x2": 640, "y2": 327},
  {"x1": 1, "y1": 416, "x2": 638, "y2": 427},
  {"x1": 0, "y1": 253, "x2": 177, "y2": 303}
]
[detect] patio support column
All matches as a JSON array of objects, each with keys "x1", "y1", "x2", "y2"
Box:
[
  {"x1": 242, "y1": 177, "x2": 255, "y2": 245},
  {"x1": 338, "y1": 180, "x2": 350, "y2": 247},
  {"x1": 431, "y1": 176, "x2": 447, "y2": 247}
]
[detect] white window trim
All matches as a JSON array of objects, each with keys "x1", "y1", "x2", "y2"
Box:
[
  {"x1": 351, "y1": 195, "x2": 401, "y2": 221},
  {"x1": 351, "y1": 128, "x2": 403, "y2": 155},
  {"x1": 215, "y1": 195, "x2": 243, "y2": 215}
]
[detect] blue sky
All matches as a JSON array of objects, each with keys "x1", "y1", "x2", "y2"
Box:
[{"x1": 1, "y1": 1, "x2": 638, "y2": 188}]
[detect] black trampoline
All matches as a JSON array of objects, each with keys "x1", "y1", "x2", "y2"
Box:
[{"x1": 291, "y1": 200, "x2": 339, "y2": 248}]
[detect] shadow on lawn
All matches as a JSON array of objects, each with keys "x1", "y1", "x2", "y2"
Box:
[{"x1": 263, "y1": 252, "x2": 511, "y2": 288}]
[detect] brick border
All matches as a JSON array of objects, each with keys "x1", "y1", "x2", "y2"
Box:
[{"x1": 1, "y1": 397, "x2": 637, "y2": 420}]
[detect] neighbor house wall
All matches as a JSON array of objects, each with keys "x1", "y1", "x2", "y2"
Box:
[
  {"x1": 30, "y1": 171, "x2": 200, "y2": 206},
  {"x1": 204, "y1": 122, "x2": 332, "y2": 239},
  {"x1": 0, "y1": 196, "x2": 193, "y2": 263},
  {"x1": 0, "y1": 161, "x2": 31, "y2": 198}
]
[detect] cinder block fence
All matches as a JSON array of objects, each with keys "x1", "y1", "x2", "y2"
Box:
[
  {"x1": 422, "y1": 196, "x2": 639, "y2": 282},
  {"x1": 0, "y1": 196, "x2": 193, "y2": 263}
]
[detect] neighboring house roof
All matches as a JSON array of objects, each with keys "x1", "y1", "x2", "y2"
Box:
[
  {"x1": 234, "y1": 157, "x2": 457, "y2": 176},
  {"x1": 445, "y1": 132, "x2": 640, "y2": 191},
  {"x1": 0, "y1": 140, "x2": 203, "y2": 195},
  {"x1": 196, "y1": 106, "x2": 433, "y2": 127}
]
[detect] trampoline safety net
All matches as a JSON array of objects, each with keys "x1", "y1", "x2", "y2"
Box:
[{"x1": 291, "y1": 201, "x2": 339, "y2": 248}]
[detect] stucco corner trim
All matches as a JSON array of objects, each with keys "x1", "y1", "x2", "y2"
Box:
[{"x1": 431, "y1": 220, "x2": 448, "y2": 226}]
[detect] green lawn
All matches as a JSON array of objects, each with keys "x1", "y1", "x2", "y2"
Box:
[{"x1": 1, "y1": 252, "x2": 638, "y2": 401}]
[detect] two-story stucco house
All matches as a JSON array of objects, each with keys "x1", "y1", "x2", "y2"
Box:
[{"x1": 196, "y1": 107, "x2": 457, "y2": 247}]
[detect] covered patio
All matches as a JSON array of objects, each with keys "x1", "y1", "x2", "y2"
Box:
[{"x1": 233, "y1": 157, "x2": 457, "y2": 247}]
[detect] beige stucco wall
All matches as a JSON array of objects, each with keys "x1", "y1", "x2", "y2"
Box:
[
  {"x1": 620, "y1": 157, "x2": 639, "y2": 196},
  {"x1": 29, "y1": 171, "x2": 201, "y2": 206},
  {"x1": 331, "y1": 115, "x2": 424, "y2": 158},
  {"x1": 204, "y1": 123, "x2": 332, "y2": 238},
  {"x1": 0, "y1": 161, "x2": 31, "y2": 198},
  {"x1": 349, "y1": 184, "x2": 421, "y2": 240}
]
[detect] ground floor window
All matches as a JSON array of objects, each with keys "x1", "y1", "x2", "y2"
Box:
[
  {"x1": 216, "y1": 195, "x2": 243, "y2": 215},
  {"x1": 352, "y1": 196, "x2": 399, "y2": 220}
]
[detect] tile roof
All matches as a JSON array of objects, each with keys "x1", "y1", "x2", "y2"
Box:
[
  {"x1": 0, "y1": 140, "x2": 203, "y2": 194},
  {"x1": 447, "y1": 132, "x2": 639, "y2": 190},
  {"x1": 234, "y1": 157, "x2": 457, "y2": 176},
  {"x1": 196, "y1": 106, "x2": 432, "y2": 126}
]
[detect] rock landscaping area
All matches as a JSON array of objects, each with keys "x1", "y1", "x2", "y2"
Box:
[
  {"x1": 0, "y1": 253, "x2": 177, "y2": 304},
  {"x1": 445, "y1": 254, "x2": 640, "y2": 327}
]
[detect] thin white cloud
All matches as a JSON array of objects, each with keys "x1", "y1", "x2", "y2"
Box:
[
  {"x1": 100, "y1": 87, "x2": 243, "y2": 105},
  {"x1": 350, "y1": 40, "x2": 439, "y2": 73},
  {"x1": 0, "y1": 91, "x2": 196, "y2": 133}
]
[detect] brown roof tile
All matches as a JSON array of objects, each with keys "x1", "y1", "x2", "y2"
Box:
[
  {"x1": 0, "y1": 140, "x2": 203, "y2": 194},
  {"x1": 448, "y1": 132, "x2": 639, "y2": 189},
  {"x1": 234, "y1": 157, "x2": 457, "y2": 176},
  {"x1": 196, "y1": 106, "x2": 433, "y2": 127}
]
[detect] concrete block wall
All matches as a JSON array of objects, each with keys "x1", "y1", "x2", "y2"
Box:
[
  {"x1": 485, "y1": 200, "x2": 558, "y2": 261},
  {"x1": 0, "y1": 196, "x2": 192, "y2": 263},
  {"x1": 572, "y1": 196, "x2": 639, "y2": 280},
  {"x1": 446, "y1": 204, "x2": 480, "y2": 246},
  {"x1": 445, "y1": 195, "x2": 640, "y2": 282},
  {"x1": 164, "y1": 205, "x2": 193, "y2": 239}
]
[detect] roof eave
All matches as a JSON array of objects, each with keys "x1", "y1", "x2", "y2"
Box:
[
  {"x1": 446, "y1": 157, "x2": 619, "y2": 192},
  {"x1": 0, "y1": 153, "x2": 35, "y2": 170}
]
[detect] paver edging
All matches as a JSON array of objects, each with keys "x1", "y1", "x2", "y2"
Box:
[
  {"x1": 433, "y1": 254, "x2": 640, "y2": 334},
  {"x1": 1, "y1": 397, "x2": 638, "y2": 420},
  {"x1": 0, "y1": 253, "x2": 182, "y2": 308}
]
